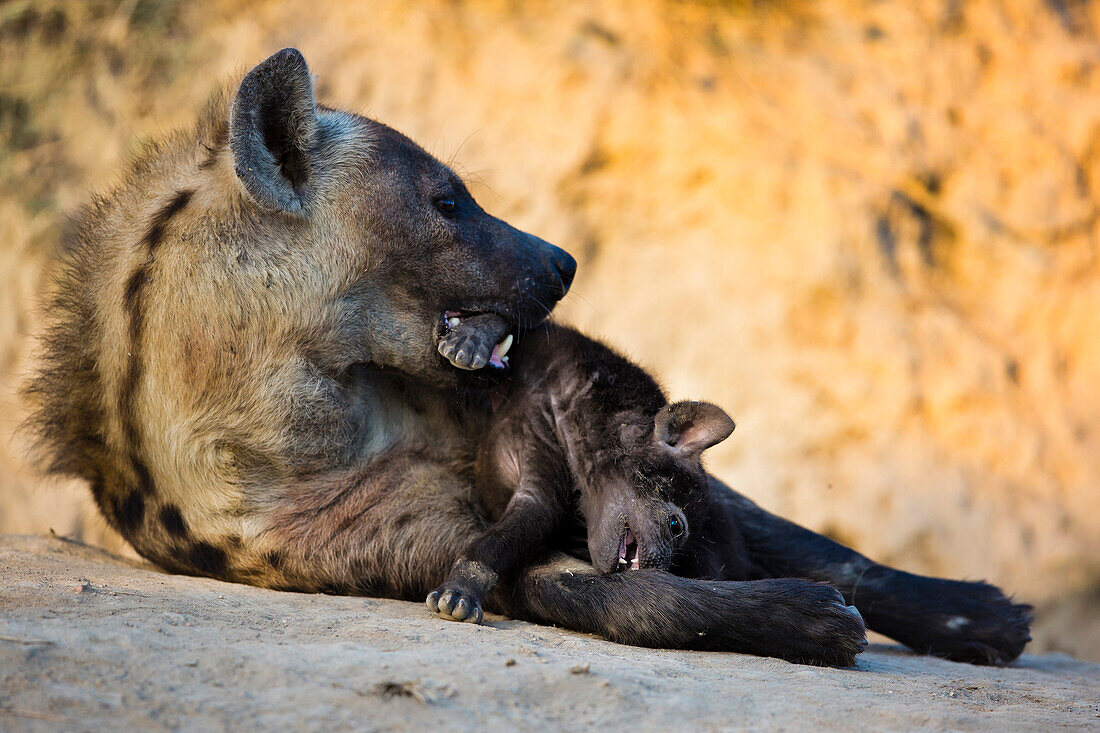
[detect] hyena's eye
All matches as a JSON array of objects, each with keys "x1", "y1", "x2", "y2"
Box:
[
  {"x1": 434, "y1": 197, "x2": 457, "y2": 218},
  {"x1": 668, "y1": 514, "x2": 686, "y2": 538}
]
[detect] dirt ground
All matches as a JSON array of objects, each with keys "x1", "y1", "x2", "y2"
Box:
[{"x1": 1, "y1": 534, "x2": 1097, "y2": 731}]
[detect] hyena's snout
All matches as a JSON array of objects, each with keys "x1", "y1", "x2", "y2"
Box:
[
  {"x1": 510, "y1": 227, "x2": 577, "y2": 312},
  {"x1": 545, "y1": 243, "x2": 577, "y2": 298},
  {"x1": 437, "y1": 226, "x2": 576, "y2": 373}
]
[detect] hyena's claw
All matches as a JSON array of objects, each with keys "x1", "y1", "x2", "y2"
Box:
[{"x1": 427, "y1": 585, "x2": 484, "y2": 624}]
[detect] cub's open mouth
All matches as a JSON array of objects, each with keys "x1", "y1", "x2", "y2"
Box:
[
  {"x1": 438, "y1": 310, "x2": 513, "y2": 371},
  {"x1": 617, "y1": 526, "x2": 640, "y2": 572}
]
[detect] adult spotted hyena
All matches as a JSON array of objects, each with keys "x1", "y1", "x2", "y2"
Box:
[{"x1": 26, "y1": 49, "x2": 1028, "y2": 666}]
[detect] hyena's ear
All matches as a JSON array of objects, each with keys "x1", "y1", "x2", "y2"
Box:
[
  {"x1": 654, "y1": 401, "x2": 735, "y2": 458},
  {"x1": 230, "y1": 48, "x2": 318, "y2": 214}
]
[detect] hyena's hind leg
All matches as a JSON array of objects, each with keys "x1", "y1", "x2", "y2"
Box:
[
  {"x1": 708, "y1": 477, "x2": 1032, "y2": 664},
  {"x1": 260, "y1": 456, "x2": 489, "y2": 599}
]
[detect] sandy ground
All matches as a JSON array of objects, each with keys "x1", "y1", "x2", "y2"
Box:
[{"x1": 1, "y1": 534, "x2": 1097, "y2": 732}]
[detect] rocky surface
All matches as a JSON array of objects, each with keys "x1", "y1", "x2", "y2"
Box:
[
  {"x1": 2, "y1": 534, "x2": 1098, "y2": 731},
  {"x1": 1, "y1": 0, "x2": 1098, "y2": 659}
]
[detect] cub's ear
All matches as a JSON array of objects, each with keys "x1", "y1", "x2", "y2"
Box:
[
  {"x1": 230, "y1": 48, "x2": 318, "y2": 214},
  {"x1": 654, "y1": 401, "x2": 735, "y2": 458}
]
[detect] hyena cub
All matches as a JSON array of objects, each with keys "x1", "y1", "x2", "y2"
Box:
[{"x1": 427, "y1": 316, "x2": 748, "y2": 624}]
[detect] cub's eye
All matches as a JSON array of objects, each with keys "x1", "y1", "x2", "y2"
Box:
[
  {"x1": 668, "y1": 514, "x2": 686, "y2": 538},
  {"x1": 434, "y1": 197, "x2": 457, "y2": 217}
]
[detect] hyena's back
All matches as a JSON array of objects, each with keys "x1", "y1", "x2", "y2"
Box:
[{"x1": 30, "y1": 93, "x2": 280, "y2": 578}]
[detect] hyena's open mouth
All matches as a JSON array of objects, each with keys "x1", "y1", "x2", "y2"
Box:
[
  {"x1": 616, "y1": 526, "x2": 640, "y2": 572},
  {"x1": 437, "y1": 310, "x2": 514, "y2": 371}
]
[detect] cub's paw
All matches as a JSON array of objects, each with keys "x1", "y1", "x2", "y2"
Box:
[
  {"x1": 438, "y1": 330, "x2": 493, "y2": 371},
  {"x1": 703, "y1": 579, "x2": 867, "y2": 666},
  {"x1": 778, "y1": 583, "x2": 868, "y2": 667},
  {"x1": 426, "y1": 582, "x2": 484, "y2": 624},
  {"x1": 890, "y1": 578, "x2": 1032, "y2": 665},
  {"x1": 437, "y1": 313, "x2": 510, "y2": 371}
]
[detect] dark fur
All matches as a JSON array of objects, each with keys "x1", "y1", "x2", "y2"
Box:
[
  {"x1": 426, "y1": 320, "x2": 1029, "y2": 665},
  {"x1": 428, "y1": 320, "x2": 741, "y2": 587},
  {"x1": 427, "y1": 320, "x2": 870, "y2": 664},
  {"x1": 25, "y1": 49, "x2": 1030, "y2": 668}
]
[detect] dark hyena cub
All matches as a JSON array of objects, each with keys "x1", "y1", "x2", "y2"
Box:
[{"x1": 427, "y1": 317, "x2": 834, "y2": 630}]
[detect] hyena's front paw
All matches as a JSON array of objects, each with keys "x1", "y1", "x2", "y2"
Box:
[
  {"x1": 426, "y1": 559, "x2": 499, "y2": 624},
  {"x1": 426, "y1": 581, "x2": 484, "y2": 624},
  {"x1": 437, "y1": 313, "x2": 510, "y2": 371}
]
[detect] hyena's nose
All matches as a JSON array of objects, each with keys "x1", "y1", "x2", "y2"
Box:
[{"x1": 550, "y1": 247, "x2": 577, "y2": 296}]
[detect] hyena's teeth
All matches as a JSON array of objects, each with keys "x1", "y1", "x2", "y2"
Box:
[{"x1": 488, "y1": 334, "x2": 514, "y2": 369}]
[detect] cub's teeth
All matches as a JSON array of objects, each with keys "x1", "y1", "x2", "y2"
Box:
[
  {"x1": 447, "y1": 317, "x2": 461, "y2": 328},
  {"x1": 496, "y1": 334, "x2": 513, "y2": 359}
]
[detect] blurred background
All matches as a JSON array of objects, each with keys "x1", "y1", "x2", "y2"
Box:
[{"x1": 1, "y1": 0, "x2": 1098, "y2": 659}]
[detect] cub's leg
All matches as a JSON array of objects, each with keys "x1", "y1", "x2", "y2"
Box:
[
  {"x1": 492, "y1": 554, "x2": 868, "y2": 666},
  {"x1": 708, "y1": 477, "x2": 1032, "y2": 664},
  {"x1": 427, "y1": 437, "x2": 571, "y2": 623},
  {"x1": 426, "y1": 480, "x2": 567, "y2": 624}
]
